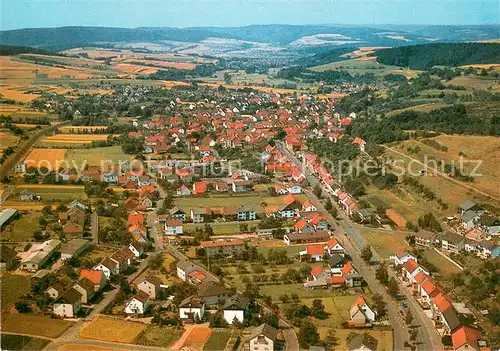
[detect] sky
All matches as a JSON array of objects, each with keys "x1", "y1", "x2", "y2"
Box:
[{"x1": 2, "y1": 0, "x2": 499, "y2": 30}]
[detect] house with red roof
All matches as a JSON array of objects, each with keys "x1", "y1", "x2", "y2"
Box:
[
  {"x1": 349, "y1": 295, "x2": 376, "y2": 327},
  {"x1": 402, "y1": 259, "x2": 429, "y2": 284},
  {"x1": 164, "y1": 218, "x2": 183, "y2": 235},
  {"x1": 193, "y1": 181, "x2": 208, "y2": 195},
  {"x1": 452, "y1": 326, "x2": 482, "y2": 351},
  {"x1": 302, "y1": 200, "x2": 317, "y2": 212},
  {"x1": 325, "y1": 237, "x2": 345, "y2": 256},
  {"x1": 294, "y1": 218, "x2": 315, "y2": 233},
  {"x1": 176, "y1": 184, "x2": 192, "y2": 197},
  {"x1": 352, "y1": 137, "x2": 367, "y2": 152},
  {"x1": 128, "y1": 211, "x2": 145, "y2": 227},
  {"x1": 299, "y1": 245, "x2": 325, "y2": 262},
  {"x1": 79, "y1": 269, "x2": 106, "y2": 291}
]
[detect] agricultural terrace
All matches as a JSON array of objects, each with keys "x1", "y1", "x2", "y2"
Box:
[
  {"x1": 65, "y1": 146, "x2": 134, "y2": 166},
  {"x1": 1, "y1": 314, "x2": 73, "y2": 338},
  {"x1": 1, "y1": 211, "x2": 42, "y2": 241},
  {"x1": 41, "y1": 134, "x2": 116, "y2": 145},
  {"x1": 25, "y1": 148, "x2": 67, "y2": 170},
  {"x1": 79, "y1": 317, "x2": 146, "y2": 343},
  {"x1": 174, "y1": 194, "x2": 308, "y2": 215},
  {"x1": 0, "y1": 274, "x2": 31, "y2": 312},
  {"x1": 392, "y1": 134, "x2": 500, "y2": 199}
]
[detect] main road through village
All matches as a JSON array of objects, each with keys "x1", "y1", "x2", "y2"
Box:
[{"x1": 278, "y1": 142, "x2": 443, "y2": 351}]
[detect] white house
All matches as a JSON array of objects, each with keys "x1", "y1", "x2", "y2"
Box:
[
  {"x1": 325, "y1": 237, "x2": 345, "y2": 256},
  {"x1": 302, "y1": 201, "x2": 317, "y2": 212},
  {"x1": 223, "y1": 294, "x2": 249, "y2": 324},
  {"x1": 299, "y1": 245, "x2": 325, "y2": 262},
  {"x1": 179, "y1": 295, "x2": 205, "y2": 320},
  {"x1": 402, "y1": 259, "x2": 428, "y2": 284},
  {"x1": 136, "y1": 275, "x2": 163, "y2": 300},
  {"x1": 164, "y1": 218, "x2": 183, "y2": 235},
  {"x1": 53, "y1": 288, "x2": 82, "y2": 318},
  {"x1": 246, "y1": 324, "x2": 278, "y2": 351},
  {"x1": 390, "y1": 250, "x2": 417, "y2": 266},
  {"x1": 176, "y1": 261, "x2": 201, "y2": 282},
  {"x1": 93, "y1": 258, "x2": 117, "y2": 279},
  {"x1": 128, "y1": 242, "x2": 143, "y2": 258},
  {"x1": 124, "y1": 290, "x2": 150, "y2": 315},
  {"x1": 287, "y1": 184, "x2": 302, "y2": 194}
]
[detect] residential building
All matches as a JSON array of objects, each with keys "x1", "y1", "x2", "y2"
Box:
[
  {"x1": 46, "y1": 283, "x2": 65, "y2": 299},
  {"x1": 191, "y1": 207, "x2": 211, "y2": 223},
  {"x1": 200, "y1": 239, "x2": 245, "y2": 257},
  {"x1": 223, "y1": 293, "x2": 249, "y2": 324},
  {"x1": 59, "y1": 238, "x2": 90, "y2": 261},
  {"x1": 169, "y1": 207, "x2": 186, "y2": 222},
  {"x1": 53, "y1": 288, "x2": 82, "y2": 318},
  {"x1": 79, "y1": 269, "x2": 106, "y2": 291},
  {"x1": 348, "y1": 334, "x2": 378, "y2": 351},
  {"x1": 237, "y1": 205, "x2": 257, "y2": 220},
  {"x1": 164, "y1": 218, "x2": 184, "y2": 235},
  {"x1": 325, "y1": 238, "x2": 345, "y2": 256},
  {"x1": 93, "y1": 257, "x2": 118, "y2": 279},
  {"x1": 176, "y1": 261, "x2": 202, "y2": 282},
  {"x1": 452, "y1": 326, "x2": 482, "y2": 351},
  {"x1": 299, "y1": 245, "x2": 325, "y2": 261},
  {"x1": 349, "y1": 295, "x2": 376, "y2": 327},
  {"x1": 73, "y1": 278, "x2": 95, "y2": 304},
  {"x1": 124, "y1": 290, "x2": 150, "y2": 315},
  {"x1": 284, "y1": 230, "x2": 330, "y2": 245},
  {"x1": 136, "y1": 275, "x2": 163, "y2": 300},
  {"x1": 246, "y1": 324, "x2": 278, "y2": 351},
  {"x1": 414, "y1": 230, "x2": 437, "y2": 247},
  {"x1": 197, "y1": 282, "x2": 233, "y2": 306},
  {"x1": 179, "y1": 295, "x2": 205, "y2": 320},
  {"x1": 440, "y1": 232, "x2": 466, "y2": 253}
]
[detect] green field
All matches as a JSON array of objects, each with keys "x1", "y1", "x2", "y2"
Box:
[
  {"x1": 65, "y1": 146, "x2": 134, "y2": 166},
  {"x1": 420, "y1": 249, "x2": 462, "y2": 276},
  {"x1": 0, "y1": 274, "x2": 30, "y2": 312},
  {"x1": 15, "y1": 185, "x2": 87, "y2": 202},
  {"x1": 311, "y1": 58, "x2": 418, "y2": 77},
  {"x1": 184, "y1": 221, "x2": 260, "y2": 235},
  {"x1": 2, "y1": 212, "x2": 42, "y2": 241},
  {"x1": 135, "y1": 326, "x2": 183, "y2": 348},
  {"x1": 0, "y1": 334, "x2": 50, "y2": 350},
  {"x1": 358, "y1": 227, "x2": 410, "y2": 259},
  {"x1": 203, "y1": 330, "x2": 232, "y2": 351}
]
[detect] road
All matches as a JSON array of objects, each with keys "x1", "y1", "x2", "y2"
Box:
[
  {"x1": 278, "y1": 142, "x2": 444, "y2": 350},
  {"x1": 148, "y1": 180, "x2": 165, "y2": 251},
  {"x1": 383, "y1": 145, "x2": 500, "y2": 204}
]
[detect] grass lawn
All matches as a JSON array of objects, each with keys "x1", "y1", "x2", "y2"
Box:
[
  {"x1": 15, "y1": 185, "x2": 87, "y2": 201},
  {"x1": 79, "y1": 317, "x2": 146, "y2": 343},
  {"x1": 420, "y1": 249, "x2": 462, "y2": 276},
  {"x1": 184, "y1": 221, "x2": 260, "y2": 235},
  {"x1": 0, "y1": 274, "x2": 30, "y2": 312},
  {"x1": 0, "y1": 334, "x2": 50, "y2": 350},
  {"x1": 203, "y1": 330, "x2": 232, "y2": 351},
  {"x1": 65, "y1": 146, "x2": 134, "y2": 166},
  {"x1": 304, "y1": 296, "x2": 360, "y2": 327},
  {"x1": 135, "y1": 326, "x2": 183, "y2": 348},
  {"x1": 255, "y1": 244, "x2": 305, "y2": 257},
  {"x1": 364, "y1": 186, "x2": 423, "y2": 223},
  {"x1": 2, "y1": 212, "x2": 42, "y2": 241},
  {"x1": 316, "y1": 328, "x2": 393, "y2": 351},
  {"x1": 1, "y1": 314, "x2": 73, "y2": 338},
  {"x1": 174, "y1": 194, "x2": 308, "y2": 214},
  {"x1": 359, "y1": 227, "x2": 410, "y2": 259}
]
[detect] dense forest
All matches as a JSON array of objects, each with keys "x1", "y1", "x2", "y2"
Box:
[
  {"x1": 375, "y1": 43, "x2": 500, "y2": 70},
  {"x1": 0, "y1": 45, "x2": 50, "y2": 56},
  {"x1": 292, "y1": 47, "x2": 354, "y2": 67},
  {"x1": 276, "y1": 66, "x2": 374, "y2": 84}
]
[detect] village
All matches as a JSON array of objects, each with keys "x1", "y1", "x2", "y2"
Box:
[{"x1": 1, "y1": 81, "x2": 499, "y2": 351}]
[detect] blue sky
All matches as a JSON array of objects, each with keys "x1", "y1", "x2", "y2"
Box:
[{"x1": 2, "y1": 0, "x2": 498, "y2": 30}]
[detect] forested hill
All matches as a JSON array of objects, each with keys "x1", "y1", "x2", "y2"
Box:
[
  {"x1": 374, "y1": 43, "x2": 500, "y2": 70},
  {"x1": 0, "y1": 45, "x2": 50, "y2": 56}
]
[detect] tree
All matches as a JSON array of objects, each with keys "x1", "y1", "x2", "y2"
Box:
[
  {"x1": 405, "y1": 309, "x2": 414, "y2": 325},
  {"x1": 311, "y1": 299, "x2": 328, "y2": 319},
  {"x1": 375, "y1": 262, "x2": 389, "y2": 285},
  {"x1": 280, "y1": 294, "x2": 290, "y2": 304},
  {"x1": 313, "y1": 184, "x2": 322, "y2": 198},
  {"x1": 298, "y1": 320, "x2": 320, "y2": 349},
  {"x1": 372, "y1": 293, "x2": 387, "y2": 318},
  {"x1": 322, "y1": 328, "x2": 338, "y2": 350},
  {"x1": 325, "y1": 199, "x2": 333, "y2": 211},
  {"x1": 361, "y1": 245, "x2": 373, "y2": 263},
  {"x1": 148, "y1": 253, "x2": 163, "y2": 270},
  {"x1": 223, "y1": 72, "x2": 232, "y2": 84},
  {"x1": 388, "y1": 277, "x2": 399, "y2": 298}
]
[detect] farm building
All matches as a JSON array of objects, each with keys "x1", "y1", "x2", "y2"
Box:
[
  {"x1": 284, "y1": 230, "x2": 330, "y2": 245},
  {"x1": 20, "y1": 239, "x2": 61, "y2": 272},
  {"x1": 59, "y1": 238, "x2": 90, "y2": 261}
]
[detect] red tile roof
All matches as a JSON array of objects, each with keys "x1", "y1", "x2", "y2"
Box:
[
  {"x1": 403, "y1": 259, "x2": 419, "y2": 274},
  {"x1": 311, "y1": 265, "x2": 323, "y2": 278},
  {"x1": 79, "y1": 269, "x2": 105, "y2": 285},
  {"x1": 452, "y1": 326, "x2": 481, "y2": 350},
  {"x1": 432, "y1": 292, "x2": 453, "y2": 313},
  {"x1": 306, "y1": 245, "x2": 325, "y2": 256},
  {"x1": 331, "y1": 276, "x2": 345, "y2": 285}
]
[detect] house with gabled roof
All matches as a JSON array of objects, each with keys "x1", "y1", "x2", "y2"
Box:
[
  {"x1": 402, "y1": 259, "x2": 428, "y2": 284},
  {"x1": 179, "y1": 295, "x2": 205, "y2": 320},
  {"x1": 176, "y1": 184, "x2": 192, "y2": 197},
  {"x1": 93, "y1": 257, "x2": 118, "y2": 279},
  {"x1": 79, "y1": 269, "x2": 106, "y2": 291},
  {"x1": 245, "y1": 323, "x2": 278, "y2": 351},
  {"x1": 124, "y1": 290, "x2": 150, "y2": 315},
  {"x1": 294, "y1": 218, "x2": 315, "y2": 233},
  {"x1": 452, "y1": 326, "x2": 482, "y2": 351},
  {"x1": 325, "y1": 237, "x2": 345, "y2": 256},
  {"x1": 53, "y1": 288, "x2": 82, "y2": 318},
  {"x1": 169, "y1": 207, "x2": 186, "y2": 222},
  {"x1": 349, "y1": 295, "x2": 376, "y2": 327},
  {"x1": 299, "y1": 245, "x2": 325, "y2": 262},
  {"x1": 73, "y1": 277, "x2": 95, "y2": 304},
  {"x1": 136, "y1": 275, "x2": 163, "y2": 300}
]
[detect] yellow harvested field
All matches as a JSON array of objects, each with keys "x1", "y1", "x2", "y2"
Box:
[
  {"x1": 161, "y1": 80, "x2": 191, "y2": 89},
  {"x1": 25, "y1": 148, "x2": 67, "y2": 169},
  {"x1": 0, "y1": 200, "x2": 54, "y2": 211},
  {"x1": 0, "y1": 132, "x2": 19, "y2": 149},
  {"x1": 79, "y1": 317, "x2": 146, "y2": 343},
  {"x1": 1, "y1": 313, "x2": 73, "y2": 338},
  {"x1": 113, "y1": 63, "x2": 158, "y2": 75},
  {"x1": 0, "y1": 86, "x2": 41, "y2": 102},
  {"x1": 42, "y1": 134, "x2": 116, "y2": 144},
  {"x1": 0, "y1": 104, "x2": 23, "y2": 114},
  {"x1": 59, "y1": 126, "x2": 108, "y2": 132},
  {"x1": 59, "y1": 344, "x2": 128, "y2": 351}
]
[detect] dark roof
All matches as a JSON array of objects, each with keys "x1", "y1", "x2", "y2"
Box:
[
  {"x1": 133, "y1": 290, "x2": 150, "y2": 304},
  {"x1": 440, "y1": 232, "x2": 466, "y2": 244},
  {"x1": 478, "y1": 214, "x2": 500, "y2": 226},
  {"x1": 248, "y1": 323, "x2": 278, "y2": 342},
  {"x1": 328, "y1": 254, "x2": 346, "y2": 267},
  {"x1": 179, "y1": 295, "x2": 204, "y2": 308},
  {"x1": 140, "y1": 275, "x2": 163, "y2": 287},
  {"x1": 57, "y1": 288, "x2": 82, "y2": 305},
  {"x1": 223, "y1": 293, "x2": 250, "y2": 310},
  {"x1": 415, "y1": 230, "x2": 437, "y2": 240},
  {"x1": 169, "y1": 207, "x2": 185, "y2": 215},
  {"x1": 349, "y1": 334, "x2": 378, "y2": 351},
  {"x1": 48, "y1": 283, "x2": 65, "y2": 295},
  {"x1": 286, "y1": 230, "x2": 330, "y2": 241},
  {"x1": 197, "y1": 281, "x2": 231, "y2": 298},
  {"x1": 0, "y1": 245, "x2": 17, "y2": 263},
  {"x1": 442, "y1": 307, "x2": 461, "y2": 332},
  {"x1": 75, "y1": 277, "x2": 95, "y2": 293}
]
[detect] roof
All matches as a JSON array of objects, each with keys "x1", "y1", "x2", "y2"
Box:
[
  {"x1": 403, "y1": 259, "x2": 419, "y2": 274},
  {"x1": 341, "y1": 261, "x2": 355, "y2": 275},
  {"x1": 59, "y1": 239, "x2": 90, "y2": 255},
  {"x1": 131, "y1": 290, "x2": 150, "y2": 304},
  {"x1": 223, "y1": 293, "x2": 250, "y2": 310},
  {"x1": 306, "y1": 245, "x2": 325, "y2": 255},
  {"x1": 200, "y1": 239, "x2": 244, "y2": 248},
  {"x1": 286, "y1": 230, "x2": 330, "y2": 242},
  {"x1": 432, "y1": 292, "x2": 453, "y2": 313},
  {"x1": 326, "y1": 238, "x2": 342, "y2": 249},
  {"x1": 197, "y1": 281, "x2": 231, "y2": 297},
  {"x1": 57, "y1": 288, "x2": 82, "y2": 305},
  {"x1": 179, "y1": 295, "x2": 204, "y2": 308},
  {"x1": 0, "y1": 208, "x2": 17, "y2": 228},
  {"x1": 442, "y1": 307, "x2": 461, "y2": 332},
  {"x1": 311, "y1": 265, "x2": 324, "y2": 278},
  {"x1": 331, "y1": 276, "x2": 345, "y2": 285},
  {"x1": 460, "y1": 200, "x2": 477, "y2": 211},
  {"x1": 79, "y1": 269, "x2": 105, "y2": 284},
  {"x1": 415, "y1": 230, "x2": 437, "y2": 240},
  {"x1": 348, "y1": 334, "x2": 378, "y2": 351},
  {"x1": 248, "y1": 323, "x2": 278, "y2": 342},
  {"x1": 440, "y1": 232, "x2": 466, "y2": 244},
  {"x1": 21, "y1": 239, "x2": 62, "y2": 265},
  {"x1": 328, "y1": 254, "x2": 346, "y2": 267},
  {"x1": 138, "y1": 275, "x2": 163, "y2": 287},
  {"x1": 75, "y1": 277, "x2": 95, "y2": 293},
  {"x1": 452, "y1": 326, "x2": 482, "y2": 350}
]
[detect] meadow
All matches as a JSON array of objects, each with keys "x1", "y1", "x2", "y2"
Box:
[
  {"x1": 0, "y1": 274, "x2": 31, "y2": 312},
  {"x1": 65, "y1": 146, "x2": 134, "y2": 166},
  {"x1": 1, "y1": 314, "x2": 73, "y2": 338}
]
